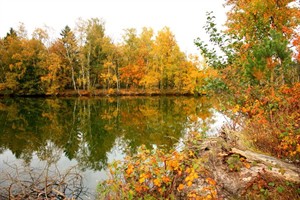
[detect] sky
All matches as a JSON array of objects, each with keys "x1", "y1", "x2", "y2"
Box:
[{"x1": 0, "y1": 0, "x2": 227, "y2": 54}]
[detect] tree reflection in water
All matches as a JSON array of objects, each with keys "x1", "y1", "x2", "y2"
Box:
[{"x1": 0, "y1": 96, "x2": 225, "y2": 198}]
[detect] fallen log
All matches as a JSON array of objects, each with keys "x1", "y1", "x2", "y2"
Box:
[
  {"x1": 231, "y1": 147, "x2": 300, "y2": 183},
  {"x1": 195, "y1": 134, "x2": 300, "y2": 198}
]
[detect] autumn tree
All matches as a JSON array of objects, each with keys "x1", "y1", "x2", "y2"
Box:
[
  {"x1": 76, "y1": 18, "x2": 108, "y2": 91},
  {"x1": 152, "y1": 27, "x2": 185, "y2": 90},
  {"x1": 196, "y1": 0, "x2": 300, "y2": 160},
  {"x1": 0, "y1": 28, "x2": 47, "y2": 95},
  {"x1": 59, "y1": 26, "x2": 80, "y2": 94},
  {"x1": 120, "y1": 27, "x2": 201, "y2": 92},
  {"x1": 178, "y1": 55, "x2": 206, "y2": 93},
  {"x1": 101, "y1": 41, "x2": 121, "y2": 91},
  {"x1": 40, "y1": 40, "x2": 71, "y2": 94},
  {"x1": 0, "y1": 29, "x2": 22, "y2": 92},
  {"x1": 33, "y1": 27, "x2": 68, "y2": 94},
  {"x1": 137, "y1": 28, "x2": 159, "y2": 89},
  {"x1": 225, "y1": 0, "x2": 300, "y2": 85},
  {"x1": 0, "y1": 22, "x2": 205, "y2": 95},
  {"x1": 196, "y1": 0, "x2": 300, "y2": 93},
  {"x1": 120, "y1": 28, "x2": 146, "y2": 89}
]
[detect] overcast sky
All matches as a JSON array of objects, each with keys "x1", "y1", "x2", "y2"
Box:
[{"x1": 0, "y1": 0, "x2": 227, "y2": 54}]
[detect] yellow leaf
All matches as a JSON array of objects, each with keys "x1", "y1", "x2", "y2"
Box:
[
  {"x1": 139, "y1": 173, "x2": 147, "y2": 183},
  {"x1": 193, "y1": 173, "x2": 199, "y2": 179},
  {"x1": 185, "y1": 176, "x2": 190, "y2": 182},
  {"x1": 189, "y1": 150, "x2": 195, "y2": 157},
  {"x1": 232, "y1": 104, "x2": 240, "y2": 113},
  {"x1": 178, "y1": 170, "x2": 182, "y2": 176},
  {"x1": 153, "y1": 178, "x2": 161, "y2": 187},
  {"x1": 139, "y1": 177, "x2": 145, "y2": 183}
]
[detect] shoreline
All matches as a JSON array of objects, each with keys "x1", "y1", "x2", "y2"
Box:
[
  {"x1": 189, "y1": 127, "x2": 300, "y2": 199},
  {"x1": 0, "y1": 89, "x2": 203, "y2": 98}
]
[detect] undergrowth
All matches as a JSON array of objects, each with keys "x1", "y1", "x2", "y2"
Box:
[{"x1": 97, "y1": 132, "x2": 218, "y2": 199}]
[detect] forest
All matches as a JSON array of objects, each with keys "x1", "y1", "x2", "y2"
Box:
[{"x1": 0, "y1": 20, "x2": 211, "y2": 96}]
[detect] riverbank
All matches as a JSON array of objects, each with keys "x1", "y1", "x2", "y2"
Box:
[
  {"x1": 97, "y1": 126, "x2": 300, "y2": 199},
  {"x1": 194, "y1": 127, "x2": 300, "y2": 199},
  {"x1": 0, "y1": 89, "x2": 201, "y2": 97}
]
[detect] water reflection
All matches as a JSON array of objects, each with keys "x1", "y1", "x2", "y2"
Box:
[{"x1": 0, "y1": 96, "x2": 227, "y2": 197}]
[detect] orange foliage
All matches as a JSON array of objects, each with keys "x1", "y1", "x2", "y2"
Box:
[
  {"x1": 293, "y1": 33, "x2": 300, "y2": 62},
  {"x1": 240, "y1": 83, "x2": 300, "y2": 160},
  {"x1": 226, "y1": 0, "x2": 300, "y2": 40},
  {"x1": 98, "y1": 133, "x2": 218, "y2": 199}
]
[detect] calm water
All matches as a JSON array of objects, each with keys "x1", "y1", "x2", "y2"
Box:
[{"x1": 0, "y1": 96, "x2": 228, "y2": 199}]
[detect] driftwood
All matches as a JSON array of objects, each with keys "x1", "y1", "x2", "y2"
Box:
[{"x1": 231, "y1": 148, "x2": 300, "y2": 183}]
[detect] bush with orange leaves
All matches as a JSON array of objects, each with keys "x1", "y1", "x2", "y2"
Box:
[
  {"x1": 239, "y1": 83, "x2": 300, "y2": 161},
  {"x1": 97, "y1": 134, "x2": 218, "y2": 199}
]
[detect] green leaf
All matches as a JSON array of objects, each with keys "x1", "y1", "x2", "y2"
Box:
[
  {"x1": 268, "y1": 182, "x2": 275, "y2": 187},
  {"x1": 267, "y1": 165, "x2": 272, "y2": 170},
  {"x1": 285, "y1": 181, "x2": 294, "y2": 187},
  {"x1": 276, "y1": 186, "x2": 284, "y2": 193}
]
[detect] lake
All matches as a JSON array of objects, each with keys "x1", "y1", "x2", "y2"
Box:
[{"x1": 0, "y1": 96, "x2": 228, "y2": 199}]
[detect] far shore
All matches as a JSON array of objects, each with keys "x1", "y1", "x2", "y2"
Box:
[{"x1": 0, "y1": 89, "x2": 204, "y2": 97}]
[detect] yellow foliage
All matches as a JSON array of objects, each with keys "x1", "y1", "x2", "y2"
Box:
[
  {"x1": 98, "y1": 141, "x2": 217, "y2": 199},
  {"x1": 187, "y1": 181, "x2": 193, "y2": 187},
  {"x1": 177, "y1": 184, "x2": 184, "y2": 191},
  {"x1": 153, "y1": 178, "x2": 161, "y2": 187}
]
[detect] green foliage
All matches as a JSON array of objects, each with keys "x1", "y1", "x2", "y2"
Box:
[
  {"x1": 225, "y1": 153, "x2": 250, "y2": 172},
  {"x1": 201, "y1": 77, "x2": 228, "y2": 94},
  {"x1": 245, "y1": 30, "x2": 292, "y2": 85},
  {"x1": 194, "y1": 12, "x2": 236, "y2": 70},
  {"x1": 245, "y1": 174, "x2": 300, "y2": 200}
]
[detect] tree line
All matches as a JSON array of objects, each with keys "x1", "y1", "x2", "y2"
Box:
[{"x1": 0, "y1": 19, "x2": 211, "y2": 96}]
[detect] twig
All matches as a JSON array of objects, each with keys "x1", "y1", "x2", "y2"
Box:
[{"x1": 0, "y1": 161, "x2": 87, "y2": 199}]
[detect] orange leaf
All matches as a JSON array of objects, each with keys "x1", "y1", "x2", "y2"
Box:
[
  {"x1": 243, "y1": 162, "x2": 251, "y2": 169},
  {"x1": 126, "y1": 164, "x2": 134, "y2": 176},
  {"x1": 162, "y1": 176, "x2": 170, "y2": 183},
  {"x1": 206, "y1": 177, "x2": 216, "y2": 186},
  {"x1": 177, "y1": 184, "x2": 184, "y2": 191}
]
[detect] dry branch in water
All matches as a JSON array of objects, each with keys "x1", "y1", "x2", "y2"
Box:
[{"x1": 0, "y1": 161, "x2": 89, "y2": 200}]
